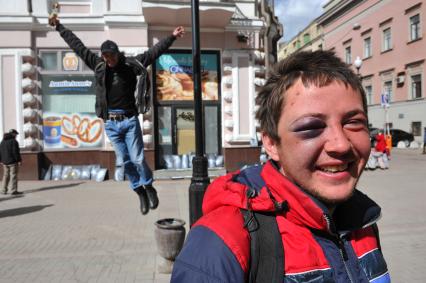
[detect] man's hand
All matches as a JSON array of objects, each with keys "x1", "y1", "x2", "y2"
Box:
[
  {"x1": 48, "y1": 14, "x2": 60, "y2": 27},
  {"x1": 173, "y1": 26, "x2": 185, "y2": 38}
]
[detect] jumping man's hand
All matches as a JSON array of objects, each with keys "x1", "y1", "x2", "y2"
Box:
[
  {"x1": 48, "y1": 14, "x2": 60, "y2": 27},
  {"x1": 173, "y1": 26, "x2": 185, "y2": 38}
]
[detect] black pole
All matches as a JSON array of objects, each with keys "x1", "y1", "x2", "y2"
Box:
[{"x1": 189, "y1": 0, "x2": 210, "y2": 226}]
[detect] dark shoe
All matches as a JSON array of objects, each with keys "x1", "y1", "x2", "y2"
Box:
[
  {"x1": 11, "y1": 191, "x2": 23, "y2": 195},
  {"x1": 134, "y1": 187, "x2": 149, "y2": 215},
  {"x1": 145, "y1": 185, "x2": 159, "y2": 209},
  {"x1": 1, "y1": 190, "x2": 7, "y2": 195}
]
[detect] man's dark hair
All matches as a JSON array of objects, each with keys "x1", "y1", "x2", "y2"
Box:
[{"x1": 255, "y1": 50, "x2": 367, "y2": 143}]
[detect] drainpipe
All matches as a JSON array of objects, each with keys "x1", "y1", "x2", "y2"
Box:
[
  {"x1": 259, "y1": 0, "x2": 271, "y2": 77},
  {"x1": 259, "y1": 0, "x2": 283, "y2": 77}
]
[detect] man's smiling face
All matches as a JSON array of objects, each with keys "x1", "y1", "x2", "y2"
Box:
[{"x1": 263, "y1": 79, "x2": 371, "y2": 207}]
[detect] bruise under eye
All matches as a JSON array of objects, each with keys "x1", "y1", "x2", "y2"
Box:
[{"x1": 291, "y1": 118, "x2": 325, "y2": 139}]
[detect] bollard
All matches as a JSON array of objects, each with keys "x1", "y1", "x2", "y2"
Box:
[{"x1": 154, "y1": 218, "x2": 186, "y2": 273}]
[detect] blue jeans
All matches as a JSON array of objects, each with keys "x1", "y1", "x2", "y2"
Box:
[{"x1": 104, "y1": 116, "x2": 153, "y2": 190}]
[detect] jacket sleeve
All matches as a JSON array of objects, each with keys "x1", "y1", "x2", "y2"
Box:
[
  {"x1": 135, "y1": 35, "x2": 176, "y2": 67},
  {"x1": 56, "y1": 23, "x2": 100, "y2": 70},
  {"x1": 171, "y1": 225, "x2": 246, "y2": 283}
]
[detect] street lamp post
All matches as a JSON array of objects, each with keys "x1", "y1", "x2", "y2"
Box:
[
  {"x1": 189, "y1": 0, "x2": 210, "y2": 227},
  {"x1": 354, "y1": 56, "x2": 362, "y2": 77}
]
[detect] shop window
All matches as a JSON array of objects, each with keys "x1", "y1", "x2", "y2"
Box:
[
  {"x1": 39, "y1": 49, "x2": 103, "y2": 149},
  {"x1": 154, "y1": 50, "x2": 221, "y2": 169},
  {"x1": 411, "y1": 74, "x2": 422, "y2": 99},
  {"x1": 40, "y1": 52, "x2": 58, "y2": 71},
  {"x1": 364, "y1": 37, "x2": 372, "y2": 58},
  {"x1": 345, "y1": 46, "x2": 351, "y2": 64},
  {"x1": 410, "y1": 14, "x2": 421, "y2": 41},
  {"x1": 382, "y1": 28, "x2": 392, "y2": 51},
  {"x1": 205, "y1": 106, "x2": 218, "y2": 154},
  {"x1": 412, "y1": 121, "x2": 421, "y2": 136}
]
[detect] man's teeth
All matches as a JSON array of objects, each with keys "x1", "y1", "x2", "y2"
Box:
[{"x1": 319, "y1": 164, "x2": 348, "y2": 173}]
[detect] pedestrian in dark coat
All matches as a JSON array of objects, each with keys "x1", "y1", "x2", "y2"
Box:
[{"x1": 0, "y1": 129, "x2": 22, "y2": 195}]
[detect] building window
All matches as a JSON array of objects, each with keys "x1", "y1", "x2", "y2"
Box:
[
  {"x1": 382, "y1": 28, "x2": 392, "y2": 51},
  {"x1": 412, "y1": 121, "x2": 421, "y2": 136},
  {"x1": 364, "y1": 37, "x2": 372, "y2": 58},
  {"x1": 296, "y1": 40, "x2": 301, "y2": 49},
  {"x1": 383, "y1": 80, "x2": 393, "y2": 102},
  {"x1": 411, "y1": 74, "x2": 422, "y2": 99},
  {"x1": 410, "y1": 14, "x2": 421, "y2": 41},
  {"x1": 40, "y1": 51, "x2": 58, "y2": 71},
  {"x1": 345, "y1": 46, "x2": 351, "y2": 64},
  {"x1": 364, "y1": 85, "x2": 373, "y2": 105},
  {"x1": 303, "y1": 33, "x2": 310, "y2": 44}
]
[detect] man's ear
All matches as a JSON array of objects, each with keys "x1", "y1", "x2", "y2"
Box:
[{"x1": 261, "y1": 132, "x2": 280, "y2": 161}]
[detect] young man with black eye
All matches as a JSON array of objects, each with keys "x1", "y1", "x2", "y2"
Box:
[{"x1": 171, "y1": 50, "x2": 390, "y2": 283}]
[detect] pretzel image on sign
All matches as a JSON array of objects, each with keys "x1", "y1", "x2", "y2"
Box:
[
  {"x1": 76, "y1": 118, "x2": 103, "y2": 143},
  {"x1": 60, "y1": 114, "x2": 103, "y2": 147}
]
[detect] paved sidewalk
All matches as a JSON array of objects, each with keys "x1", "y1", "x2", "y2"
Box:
[
  {"x1": 0, "y1": 149, "x2": 425, "y2": 282},
  {"x1": 0, "y1": 179, "x2": 191, "y2": 283}
]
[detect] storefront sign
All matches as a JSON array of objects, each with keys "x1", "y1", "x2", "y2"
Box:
[
  {"x1": 156, "y1": 52, "x2": 219, "y2": 101},
  {"x1": 43, "y1": 112, "x2": 104, "y2": 149},
  {"x1": 41, "y1": 75, "x2": 95, "y2": 95}
]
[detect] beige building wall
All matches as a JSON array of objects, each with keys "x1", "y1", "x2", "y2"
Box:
[{"x1": 278, "y1": 20, "x2": 323, "y2": 60}]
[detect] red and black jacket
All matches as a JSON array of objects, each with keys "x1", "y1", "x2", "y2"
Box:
[{"x1": 171, "y1": 161, "x2": 390, "y2": 283}]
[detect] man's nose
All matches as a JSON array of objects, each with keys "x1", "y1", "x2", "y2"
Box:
[{"x1": 324, "y1": 126, "x2": 352, "y2": 155}]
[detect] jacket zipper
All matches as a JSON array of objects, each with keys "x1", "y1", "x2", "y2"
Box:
[
  {"x1": 323, "y1": 214, "x2": 355, "y2": 283},
  {"x1": 337, "y1": 236, "x2": 354, "y2": 283}
]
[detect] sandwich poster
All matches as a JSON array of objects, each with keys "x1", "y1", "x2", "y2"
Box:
[{"x1": 155, "y1": 52, "x2": 219, "y2": 101}]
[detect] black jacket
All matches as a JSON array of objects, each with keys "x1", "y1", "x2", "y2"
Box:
[
  {"x1": 56, "y1": 23, "x2": 176, "y2": 120},
  {"x1": 0, "y1": 134, "x2": 21, "y2": 165}
]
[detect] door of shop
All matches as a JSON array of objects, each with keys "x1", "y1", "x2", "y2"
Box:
[{"x1": 155, "y1": 104, "x2": 220, "y2": 169}]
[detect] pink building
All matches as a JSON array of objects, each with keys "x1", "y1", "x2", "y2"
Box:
[{"x1": 318, "y1": 0, "x2": 426, "y2": 145}]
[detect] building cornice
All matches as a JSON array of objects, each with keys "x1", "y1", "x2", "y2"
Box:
[{"x1": 317, "y1": 0, "x2": 364, "y2": 26}]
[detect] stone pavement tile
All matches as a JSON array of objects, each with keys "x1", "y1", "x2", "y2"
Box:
[
  {"x1": 0, "y1": 179, "x2": 191, "y2": 283},
  {"x1": 359, "y1": 149, "x2": 426, "y2": 283}
]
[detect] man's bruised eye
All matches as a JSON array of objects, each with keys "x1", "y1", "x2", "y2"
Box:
[{"x1": 291, "y1": 118, "x2": 326, "y2": 139}]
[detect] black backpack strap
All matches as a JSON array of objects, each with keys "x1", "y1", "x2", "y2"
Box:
[
  {"x1": 372, "y1": 223, "x2": 382, "y2": 251},
  {"x1": 241, "y1": 209, "x2": 284, "y2": 283}
]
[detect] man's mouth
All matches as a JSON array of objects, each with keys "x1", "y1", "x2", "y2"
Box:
[{"x1": 317, "y1": 164, "x2": 349, "y2": 173}]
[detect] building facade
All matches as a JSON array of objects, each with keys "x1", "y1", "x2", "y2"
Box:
[
  {"x1": 278, "y1": 19, "x2": 323, "y2": 60},
  {"x1": 278, "y1": 0, "x2": 425, "y2": 145},
  {"x1": 318, "y1": 0, "x2": 426, "y2": 145},
  {"x1": 0, "y1": 0, "x2": 282, "y2": 179}
]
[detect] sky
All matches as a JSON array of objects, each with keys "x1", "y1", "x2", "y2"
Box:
[{"x1": 274, "y1": 0, "x2": 329, "y2": 43}]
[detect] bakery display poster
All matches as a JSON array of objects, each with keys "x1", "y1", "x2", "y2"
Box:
[
  {"x1": 156, "y1": 53, "x2": 218, "y2": 101},
  {"x1": 43, "y1": 112, "x2": 104, "y2": 149}
]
